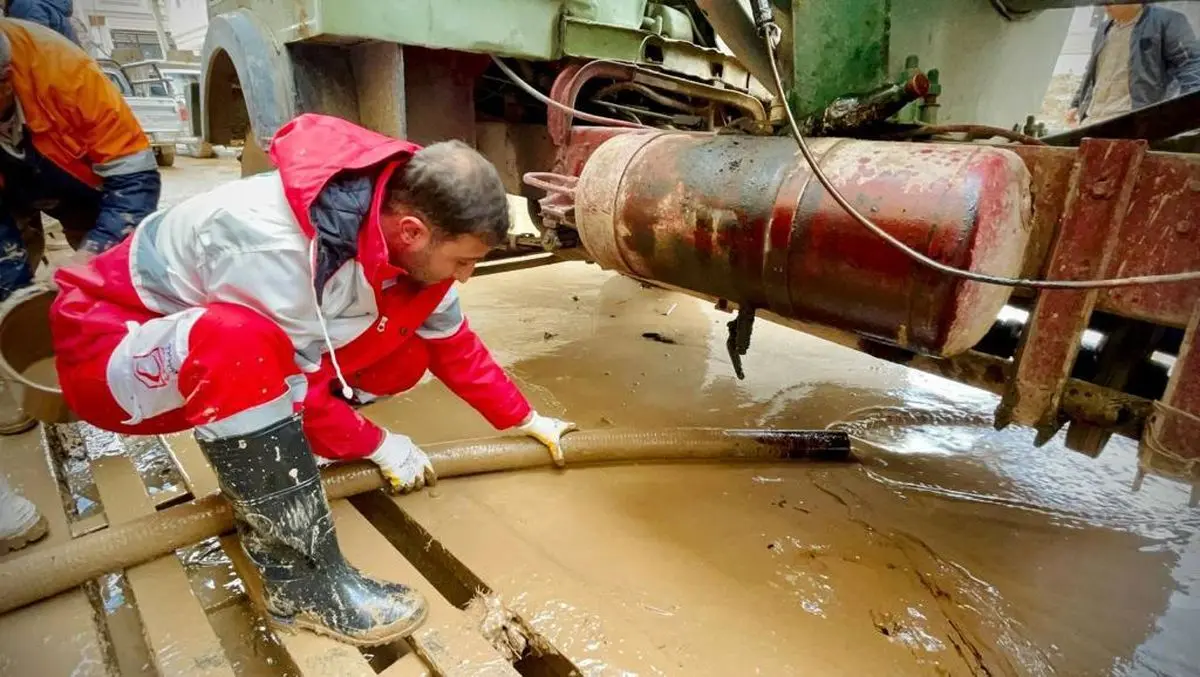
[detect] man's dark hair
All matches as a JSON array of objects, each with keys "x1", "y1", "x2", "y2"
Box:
[{"x1": 385, "y1": 140, "x2": 510, "y2": 246}]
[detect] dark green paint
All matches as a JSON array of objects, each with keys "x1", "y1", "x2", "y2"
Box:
[{"x1": 788, "y1": 0, "x2": 891, "y2": 118}]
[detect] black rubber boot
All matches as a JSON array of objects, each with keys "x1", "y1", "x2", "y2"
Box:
[{"x1": 198, "y1": 415, "x2": 427, "y2": 646}]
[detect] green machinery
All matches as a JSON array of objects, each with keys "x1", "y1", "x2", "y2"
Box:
[{"x1": 202, "y1": 0, "x2": 1076, "y2": 151}]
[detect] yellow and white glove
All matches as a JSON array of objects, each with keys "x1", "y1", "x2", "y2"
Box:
[
  {"x1": 517, "y1": 412, "x2": 577, "y2": 467},
  {"x1": 368, "y1": 432, "x2": 437, "y2": 494}
]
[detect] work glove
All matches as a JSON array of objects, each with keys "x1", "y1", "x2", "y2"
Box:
[
  {"x1": 517, "y1": 412, "x2": 577, "y2": 468},
  {"x1": 367, "y1": 431, "x2": 437, "y2": 494}
]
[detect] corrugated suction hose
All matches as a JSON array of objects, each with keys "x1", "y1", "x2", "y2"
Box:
[{"x1": 0, "y1": 428, "x2": 849, "y2": 614}]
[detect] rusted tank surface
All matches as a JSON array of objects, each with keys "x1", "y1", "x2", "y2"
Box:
[{"x1": 575, "y1": 132, "x2": 1032, "y2": 356}]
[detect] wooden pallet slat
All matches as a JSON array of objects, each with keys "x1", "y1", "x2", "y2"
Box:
[
  {"x1": 92, "y1": 456, "x2": 234, "y2": 677},
  {"x1": 394, "y1": 487, "x2": 678, "y2": 674},
  {"x1": 219, "y1": 533, "x2": 378, "y2": 677},
  {"x1": 379, "y1": 654, "x2": 434, "y2": 677},
  {"x1": 164, "y1": 429, "x2": 505, "y2": 675},
  {"x1": 163, "y1": 433, "x2": 221, "y2": 499},
  {"x1": 331, "y1": 501, "x2": 520, "y2": 677},
  {"x1": 0, "y1": 429, "x2": 110, "y2": 677}
]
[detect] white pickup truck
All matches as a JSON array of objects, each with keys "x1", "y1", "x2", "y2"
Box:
[{"x1": 97, "y1": 59, "x2": 191, "y2": 167}]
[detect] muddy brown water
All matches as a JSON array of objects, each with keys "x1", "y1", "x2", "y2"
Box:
[
  {"x1": 356, "y1": 263, "x2": 1197, "y2": 677},
  {"x1": 20, "y1": 356, "x2": 59, "y2": 389},
  {"x1": 3, "y1": 242, "x2": 1195, "y2": 674}
]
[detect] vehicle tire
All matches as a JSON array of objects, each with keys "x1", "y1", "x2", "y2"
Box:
[
  {"x1": 190, "y1": 141, "x2": 216, "y2": 159},
  {"x1": 240, "y1": 129, "x2": 273, "y2": 177},
  {"x1": 155, "y1": 145, "x2": 176, "y2": 168}
]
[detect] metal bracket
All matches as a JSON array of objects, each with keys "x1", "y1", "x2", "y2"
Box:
[{"x1": 726, "y1": 305, "x2": 757, "y2": 380}]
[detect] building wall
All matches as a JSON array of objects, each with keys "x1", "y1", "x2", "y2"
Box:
[
  {"x1": 74, "y1": 0, "x2": 161, "y2": 58},
  {"x1": 164, "y1": 0, "x2": 207, "y2": 53},
  {"x1": 890, "y1": 0, "x2": 1073, "y2": 128}
]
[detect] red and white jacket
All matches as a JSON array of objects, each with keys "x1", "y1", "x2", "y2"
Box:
[{"x1": 55, "y1": 114, "x2": 531, "y2": 459}]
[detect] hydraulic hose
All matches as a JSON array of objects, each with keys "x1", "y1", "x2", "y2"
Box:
[{"x1": 0, "y1": 428, "x2": 849, "y2": 614}]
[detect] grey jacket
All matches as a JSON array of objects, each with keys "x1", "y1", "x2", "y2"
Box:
[{"x1": 1072, "y1": 6, "x2": 1200, "y2": 118}]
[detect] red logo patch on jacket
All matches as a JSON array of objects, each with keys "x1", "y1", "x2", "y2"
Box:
[{"x1": 132, "y1": 348, "x2": 170, "y2": 389}]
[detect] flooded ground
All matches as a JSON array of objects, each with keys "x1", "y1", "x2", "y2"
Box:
[
  {"x1": 2, "y1": 155, "x2": 1195, "y2": 676},
  {"x1": 362, "y1": 262, "x2": 1197, "y2": 676}
]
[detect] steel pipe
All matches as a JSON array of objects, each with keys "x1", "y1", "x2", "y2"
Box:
[{"x1": 0, "y1": 428, "x2": 849, "y2": 614}]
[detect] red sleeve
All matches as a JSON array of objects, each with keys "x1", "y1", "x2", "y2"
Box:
[
  {"x1": 302, "y1": 365, "x2": 385, "y2": 460},
  {"x1": 426, "y1": 321, "x2": 532, "y2": 430}
]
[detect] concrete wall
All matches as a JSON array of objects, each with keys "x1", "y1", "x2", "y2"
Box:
[
  {"x1": 164, "y1": 0, "x2": 207, "y2": 53},
  {"x1": 890, "y1": 0, "x2": 1074, "y2": 128}
]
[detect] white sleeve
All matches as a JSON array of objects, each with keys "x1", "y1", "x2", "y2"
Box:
[{"x1": 416, "y1": 286, "x2": 465, "y2": 339}]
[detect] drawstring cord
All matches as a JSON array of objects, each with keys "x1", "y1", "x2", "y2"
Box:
[{"x1": 309, "y1": 240, "x2": 355, "y2": 400}]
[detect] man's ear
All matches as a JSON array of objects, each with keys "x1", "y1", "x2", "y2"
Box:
[{"x1": 396, "y1": 215, "x2": 431, "y2": 246}]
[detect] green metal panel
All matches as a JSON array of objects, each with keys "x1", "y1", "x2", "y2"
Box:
[
  {"x1": 561, "y1": 17, "x2": 755, "y2": 92},
  {"x1": 560, "y1": 17, "x2": 648, "y2": 60},
  {"x1": 209, "y1": 0, "x2": 320, "y2": 43},
  {"x1": 217, "y1": 0, "x2": 565, "y2": 59},
  {"x1": 789, "y1": 0, "x2": 890, "y2": 118},
  {"x1": 778, "y1": 0, "x2": 1071, "y2": 126},
  {"x1": 564, "y1": 0, "x2": 648, "y2": 28},
  {"x1": 317, "y1": 0, "x2": 563, "y2": 58}
]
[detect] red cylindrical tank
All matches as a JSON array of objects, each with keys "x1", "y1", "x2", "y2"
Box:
[{"x1": 575, "y1": 132, "x2": 1032, "y2": 356}]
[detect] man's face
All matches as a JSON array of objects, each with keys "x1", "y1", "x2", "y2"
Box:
[
  {"x1": 1105, "y1": 4, "x2": 1142, "y2": 23},
  {"x1": 381, "y1": 212, "x2": 491, "y2": 285}
]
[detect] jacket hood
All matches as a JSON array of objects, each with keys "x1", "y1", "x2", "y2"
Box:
[
  {"x1": 41, "y1": 0, "x2": 73, "y2": 14},
  {"x1": 9, "y1": 0, "x2": 74, "y2": 16},
  {"x1": 269, "y1": 114, "x2": 427, "y2": 402},
  {"x1": 269, "y1": 114, "x2": 421, "y2": 300}
]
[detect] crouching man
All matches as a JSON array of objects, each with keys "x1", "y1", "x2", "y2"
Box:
[{"x1": 49, "y1": 114, "x2": 573, "y2": 645}]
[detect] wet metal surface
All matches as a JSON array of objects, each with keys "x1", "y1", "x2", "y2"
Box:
[
  {"x1": 368, "y1": 262, "x2": 1198, "y2": 676},
  {"x1": 180, "y1": 537, "x2": 245, "y2": 612},
  {"x1": 44, "y1": 423, "x2": 189, "y2": 522}
]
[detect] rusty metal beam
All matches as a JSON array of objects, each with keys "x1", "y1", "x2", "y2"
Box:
[
  {"x1": 1064, "y1": 324, "x2": 1165, "y2": 456},
  {"x1": 1012, "y1": 145, "x2": 1200, "y2": 329},
  {"x1": 1097, "y1": 151, "x2": 1200, "y2": 328},
  {"x1": 692, "y1": 0, "x2": 780, "y2": 97},
  {"x1": 1140, "y1": 303, "x2": 1200, "y2": 487},
  {"x1": 863, "y1": 345, "x2": 1152, "y2": 441},
  {"x1": 997, "y1": 139, "x2": 1147, "y2": 443},
  {"x1": 474, "y1": 253, "x2": 563, "y2": 277},
  {"x1": 1041, "y1": 89, "x2": 1200, "y2": 147}
]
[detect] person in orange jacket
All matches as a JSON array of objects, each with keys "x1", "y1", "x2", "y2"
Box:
[
  {"x1": 0, "y1": 18, "x2": 160, "y2": 446},
  {"x1": 0, "y1": 18, "x2": 160, "y2": 302}
]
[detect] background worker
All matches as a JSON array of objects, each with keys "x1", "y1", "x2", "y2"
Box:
[
  {"x1": 0, "y1": 18, "x2": 160, "y2": 306},
  {"x1": 0, "y1": 17, "x2": 159, "y2": 552},
  {"x1": 49, "y1": 114, "x2": 574, "y2": 645},
  {"x1": 1067, "y1": 3, "x2": 1200, "y2": 124}
]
